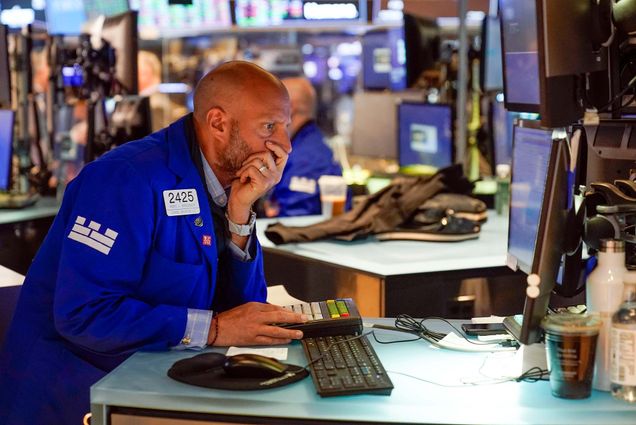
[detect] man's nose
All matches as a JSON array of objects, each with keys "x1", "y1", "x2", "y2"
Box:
[{"x1": 277, "y1": 126, "x2": 292, "y2": 154}]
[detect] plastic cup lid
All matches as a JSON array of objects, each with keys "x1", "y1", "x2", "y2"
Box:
[{"x1": 541, "y1": 313, "x2": 601, "y2": 336}]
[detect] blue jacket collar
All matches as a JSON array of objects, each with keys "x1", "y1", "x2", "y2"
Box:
[{"x1": 167, "y1": 114, "x2": 195, "y2": 179}]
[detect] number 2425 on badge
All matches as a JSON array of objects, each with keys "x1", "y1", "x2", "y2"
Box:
[{"x1": 163, "y1": 189, "x2": 200, "y2": 216}]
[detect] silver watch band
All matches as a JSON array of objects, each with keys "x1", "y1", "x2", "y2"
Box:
[{"x1": 225, "y1": 210, "x2": 256, "y2": 236}]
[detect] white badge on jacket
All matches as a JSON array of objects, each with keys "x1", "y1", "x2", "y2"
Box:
[
  {"x1": 163, "y1": 189, "x2": 200, "y2": 216},
  {"x1": 289, "y1": 176, "x2": 316, "y2": 194}
]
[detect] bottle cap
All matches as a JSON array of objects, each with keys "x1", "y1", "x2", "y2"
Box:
[{"x1": 600, "y1": 239, "x2": 625, "y2": 253}]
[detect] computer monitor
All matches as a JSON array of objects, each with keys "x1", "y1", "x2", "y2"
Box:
[
  {"x1": 0, "y1": 24, "x2": 10, "y2": 108},
  {"x1": 504, "y1": 119, "x2": 571, "y2": 344},
  {"x1": 479, "y1": 15, "x2": 503, "y2": 93},
  {"x1": 45, "y1": 0, "x2": 87, "y2": 35},
  {"x1": 234, "y1": 0, "x2": 303, "y2": 27},
  {"x1": 361, "y1": 27, "x2": 406, "y2": 91},
  {"x1": 0, "y1": 109, "x2": 14, "y2": 191},
  {"x1": 350, "y1": 90, "x2": 424, "y2": 159},
  {"x1": 402, "y1": 13, "x2": 440, "y2": 88},
  {"x1": 100, "y1": 11, "x2": 139, "y2": 95},
  {"x1": 84, "y1": 0, "x2": 130, "y2": 19},
  {"x1": 397, "y1": 101, "x2": 453, "y2": 171},
  {"x1": 498, "y1": 0, "x2": 606, "y2": 127},
  {"x1": 135, "y1": 0, "x2": 231, "y2": 37}
]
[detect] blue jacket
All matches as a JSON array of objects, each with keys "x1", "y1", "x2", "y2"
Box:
[
  {"x1": 270, "y1": 121, "x2": 342, "y2": 216},
  {"x1": 0, "y1": 117, "x2": 267, "y2": 425}
]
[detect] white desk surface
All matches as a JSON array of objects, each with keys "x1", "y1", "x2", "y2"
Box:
[
  {"x1": 91, "y1": 319, "x2": 636, "y2": 425},
  {"x1": 257, "y1": 212, "x2": 509, "y2": 277},
  {"x1": 0, "y1": 265, "x2": 24, "y2": 287},
  {"x1": 0, "y1": 196, "x2": 60, "y2": 225}
]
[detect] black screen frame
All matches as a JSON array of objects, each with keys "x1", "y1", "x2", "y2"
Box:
[
  {"x1": 100, "y1": 11, "x2": 139, "y2": 95},
  {"x1": 504, "y1": 119, "x2": 571, "y2": 344},
  {"x1": 0, "y1": 25, "x2": 11, "y2": 108}
]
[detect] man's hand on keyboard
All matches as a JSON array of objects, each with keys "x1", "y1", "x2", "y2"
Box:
[{"x1": 209, "y1": 302, "x2": 308, "y2": 346}]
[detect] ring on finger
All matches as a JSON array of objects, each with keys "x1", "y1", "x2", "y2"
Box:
[{"x1": 258, "y1": 165, "x2": 268, "y2": 174}]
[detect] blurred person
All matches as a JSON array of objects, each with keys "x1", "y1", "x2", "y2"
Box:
[
  {"x1": 264, "y1": 77, "x2": 343, "y2": 217},
  {"x1": 138, "y1": 50, "x2": 187, "y2": 131}
]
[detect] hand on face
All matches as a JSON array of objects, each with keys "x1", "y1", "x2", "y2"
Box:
[
  {"x1": 208, "y1": 302, "x2": 306, "y2": 346},
  {"x1": 229, "y1": 141, "x2": 290, "y2": 212}
]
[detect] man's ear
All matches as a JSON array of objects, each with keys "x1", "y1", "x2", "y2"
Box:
[{"x1": 206, "y1": 107, "x2": 226, "y2": 134}]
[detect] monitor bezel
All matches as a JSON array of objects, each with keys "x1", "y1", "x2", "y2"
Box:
[
  {"x1": 505, "y1": 118, "x2": 571, "y2": 344},
  {"x1": 396, "y1": 100, "x2": 455, "y2": 169},
  {"x1": 479, "y1": 15, "x2": 503, "y2": 94},
  {"x1": 0, "y1": 25, "x2": 11, "y2": 108}
]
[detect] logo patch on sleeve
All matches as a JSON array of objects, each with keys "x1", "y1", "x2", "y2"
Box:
[{"x1": 67, "y1": 216, "x2": 119, "y2": 255}]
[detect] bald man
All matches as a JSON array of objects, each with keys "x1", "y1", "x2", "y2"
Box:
[
  {"x1": 265, "y1": 77, "x2": 343, "y2": 217},
  {"x1": 0, "y1": 62, "x2": 307, "y2": 425}
]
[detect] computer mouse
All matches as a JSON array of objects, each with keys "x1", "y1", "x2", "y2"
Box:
[{"x1": 222, "y1": 354, "x2": 289, "y2": 379}]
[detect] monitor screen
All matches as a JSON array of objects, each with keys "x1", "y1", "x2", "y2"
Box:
[
  {"x1": 480, "y1": 15, "x2": 503, "y2": 93},
  {"x1": 362, "y1": 27, "x2": 406, "y2": 91},
  {"x1": 505, "y1": 119, "x2": 571, "y2": 344},
  {"x1": 350, "y1": 90, "x2": 423, "y2": 159},
  {"x1": 397, "y1": 102, "x2": 453, "y2": 170},
  {"x1": 499, "y1": 0, "x2": 540, "y2": 111},
  {"x1": 508, "y1": 125, "x2": 553, "y2": 273},
  {"x1": 234, "y1": 0, "x2": 303, "y2": 27},
  {"x1": 234, "y1": 0, "x2": 363, "y2": 27},
  {"x1": 45, "y1": 0, "x2": 87, "y2": 35},
  {"x1": 0, "y1": 109, "x2": 14, "y2": 191},
  {"x1": 134, "y1": 0, "x2": 231, "y2": 36},
  {"x1": 84, "y1": 0, "x2": 130, "y2": 19},
  {"x1": 0, "y1": 25, "x2": 10, "y2": 108}
]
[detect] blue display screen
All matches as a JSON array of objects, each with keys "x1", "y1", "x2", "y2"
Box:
[
  {"x1": 0, "y1": 109, "x2": 14, "y2": 191},
  {"x1": 500, "y1": 0, "x2": 541, "y2": 107},
  {"x1": 45, "y1": 0, "x2": 87, "y2": 35},
  {"x1": 508, "y1": 125, "x2": 553, "y2": 271},
  {"x1": 398, "y1": 103, "x2": 452, "y2": 169},
  {"x1": 362, "y1": 27, "x2": 406, "y2": 91}
]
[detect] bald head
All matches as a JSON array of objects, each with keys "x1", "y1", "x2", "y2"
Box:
[
  {"x1": 193, "y1": 61, "x2": 287, "y2": 123},
  {"x1": 282, "y1": 77, "x2": 317, "y2": 125}
]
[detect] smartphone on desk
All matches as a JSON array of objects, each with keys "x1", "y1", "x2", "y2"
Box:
[{"x1": 461, "y1": 322, "x2": 508, "y2": 336}]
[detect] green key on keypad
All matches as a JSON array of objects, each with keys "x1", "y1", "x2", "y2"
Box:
[
  {"x1": 326, "y1": 300, "x2": 340, "y2": 318},
  {"x1": 335, "y1": 300, "x2": 349, "y2": 317}
]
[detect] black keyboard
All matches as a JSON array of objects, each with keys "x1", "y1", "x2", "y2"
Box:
[
  {"x1": 301, "y1": 334, "x2": 394, "y2": 397},
  {"x1": 279, "y1": 298, "x2": 363, "y2": 338}
]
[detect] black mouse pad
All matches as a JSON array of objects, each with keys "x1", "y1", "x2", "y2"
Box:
[{"x1": 167, "y1": 352, "x2": 308, "y2": 391}]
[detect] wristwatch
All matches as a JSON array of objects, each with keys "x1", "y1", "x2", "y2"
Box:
[{"x1": 225, "y1": 210, "x2": 256, "y2": 236}]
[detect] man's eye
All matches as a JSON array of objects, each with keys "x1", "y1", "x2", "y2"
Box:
[{"x1": 265, "y1": 123, "x2": 275, "y2": 131}]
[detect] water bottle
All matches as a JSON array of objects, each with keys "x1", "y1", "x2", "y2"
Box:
[
  {"x1": 586, "y1": 239, "x2": 627, "y2": 391},
  {"x1": 610, "y1": 271, "x2": 636, "y2": 402},
  {"x1": 495, "y1": 164, "x2": 510, "y2": 216}
]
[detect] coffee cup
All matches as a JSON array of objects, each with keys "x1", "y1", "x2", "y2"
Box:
[
  {"x1": 541, "y1": 313, "x2": 601, "y2": 399},
  {"x1": 318, "y1": 175, "x2": 347, "y2": 218}
]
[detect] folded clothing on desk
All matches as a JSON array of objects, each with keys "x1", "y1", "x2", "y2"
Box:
[{"x1": 265, "y1": 165, "x2": 484, "y2": 244}]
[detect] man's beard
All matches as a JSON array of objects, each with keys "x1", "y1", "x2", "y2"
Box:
[{"x1": 217, "y1": 119, "x2": 252, "y2": 177}]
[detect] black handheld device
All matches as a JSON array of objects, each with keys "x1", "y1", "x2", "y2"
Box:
[
  {"x1": 461, "y1": 322, "x2": 509, "y2": 336},
  {"x1": 279, "y1": 298, "x2": 363, "y2": 338}
]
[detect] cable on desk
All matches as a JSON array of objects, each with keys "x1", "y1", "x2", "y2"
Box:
[{"x1": 369, "y1": 315, "x2": 514, "y2": 348}]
